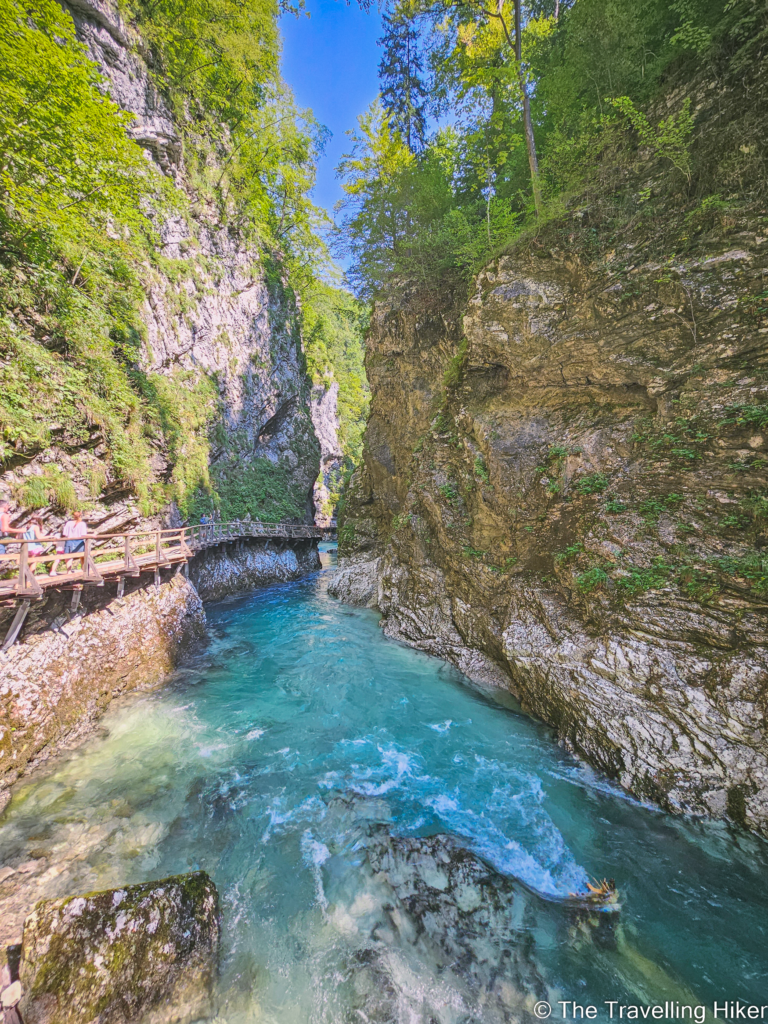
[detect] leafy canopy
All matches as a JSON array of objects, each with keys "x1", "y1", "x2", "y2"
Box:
[{"x1": 0, "y1": 0, "x2": 160, "y2": 236}]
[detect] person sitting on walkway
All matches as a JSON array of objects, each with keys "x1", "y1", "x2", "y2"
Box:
[
  {"x1": 0, "y1": 499, "x2": 24, "y2": 555},
  {"x1": 50, "y1": 510, "x2": 88, "y2": 575}
]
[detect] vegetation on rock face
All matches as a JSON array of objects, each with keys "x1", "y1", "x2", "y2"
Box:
[
  {"x1": 335, "y1": 0, "x2": 768, "y2": 830},
  {"x1": 303, "y1": 283, "x2": 371, "y2": 469},
  {"x1": 0, "y1": 0, "x2": 365, "y2": 522},
  {"x1": 0, "y1": 0, "x2": 169, "y2": 506},
  {"x1": 335, "y1": 0, "x2": 766, "y2": 298},
  {"x1": 19, "y1": 871, "x2": 219, "y2": 1024}
]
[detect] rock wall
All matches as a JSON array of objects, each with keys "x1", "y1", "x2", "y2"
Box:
[
  {"x1": 0, "y1": 572, "x2": 205, "y2": 805},
  {"x1": 334, "y1": 237, "x2": 768, "y2": 837},
  {"x1": 189, "y1": 538, "x2": 320, "y2": 602},
  {"x1": 0, "y1": 533, "x2": 323, "y2": 803},
  {"x1": 0, "y1": 0, "x2": 321, "y2": 540},
  {"x1": 311, "y1": 382, "x2": 344, "y2": 525},
  {"x1": 0, "y1": 0, "x2": 329, "y2": 802}
]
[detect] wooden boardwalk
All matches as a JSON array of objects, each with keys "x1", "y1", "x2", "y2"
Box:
[{"x1": 0, "y1": 520, "x2": 336, "y2": 649}]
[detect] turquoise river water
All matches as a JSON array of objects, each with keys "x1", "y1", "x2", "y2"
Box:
[{"x1": 1, "y1": 565, "x2": 767, "y2": 1023}]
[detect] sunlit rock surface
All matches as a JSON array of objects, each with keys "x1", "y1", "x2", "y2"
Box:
[
  {"x1": 311, "y1": 382, "x2": 344, "y2": 526},
  {"x1": 189, "y1": 539, "x2": 321, "y2": 602},
  {"x1": 19, "y1": 871, "x2": 219, "y2": 1024},
  {"x1": 333, "y1": 239, "x2": 768, "y2": 835},
  {"x1": 0, "y1": 575, "x2": 205, "y2": 797}
]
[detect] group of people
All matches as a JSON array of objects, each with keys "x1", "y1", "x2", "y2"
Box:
[{"x1": 0, "y1": 501, "x2": 89, "y2": 575}]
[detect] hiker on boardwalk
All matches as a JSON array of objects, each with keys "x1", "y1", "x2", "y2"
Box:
[
  {"x1": 22, "y1": 515, "x2": 46, "y2": 572},
  {"x1": 50, "y1": 510, "x2": 87, "y2": 576},
  {"x1": 0, "y1": 500, "x2": 23, "y2": 555}
]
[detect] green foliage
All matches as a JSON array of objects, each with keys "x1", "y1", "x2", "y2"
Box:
[
  {"x1": 473, "y1": 454, "x2": 491, "y2": 484},
  {"x1": 392, "y1": 511, "x2": 413, "y2": 530},
  {"x1": 611, "y1": 96, "x2": 695, "y2": 182},
  {"x1": 0, "y1": 0, "x2": 162, "y2": 237},
  {"x1": 555, "y1": 542, "x2": 584, "y2": 564},
  {"x1": 637, "y1": 492, "x2": 684, "y2": 524},
  {"x1": 189, "y1": 457, "x2": 308, "y2": 523},
  {"x1": 125, "y1": 0, "x2": 329, "y2": 275},
  {"x1": 576, "y1": 565, "x2": 609, "y2": 592},
  {"x1": 379, "y1": 5, "x2": 429, "y2": 153},
  {"x1": 438, "y1": 482, "x2": 461, "y2": 507},
  {"x1": 616, "y1": 557, "x2": 674, "y2": 594},
  {"x1": 670, "y1": 0, "x2": 712, "y2": 55},
  {"x1": 138, "y1": 370, "x2": 219, "y2": 514},
  {"x1": 444, "y1": 338, "x2": 469, "y2": 389},
  {"x1": 741, "y1": 491, "x2": 768, "y2": 527},
  {"x1": 710, "y1": 553, "x2": 768, "y2": 594},
  {"x1": 677, "y1": 565, "x2": 719, "y2": 603},
  {"x1": 575, "y1": 472, "x2": 609, "y2": 495},
  {"x1": 605, "y1": 496, "x2": 629, "y2": 513},
  {"x1": 489, "y1": 555, "x2": 518, "y2": 574},
  {"x1": 335, "y1": 0, "x2": 754, "y2": 298},
  {"x1": 719, "y1": 403, "x2": 768, "y2": 431},
  {"x1": 0, "y1": 0, "x2": 337, "y2": 527},
  {"x1": 338, "y1": 522, "x2": 356, "y2": 551},
  {"x1": 462, "y1": 545, "x2": 487, "y2": 559},
  {"x1": 633, "y1": 418, "x2": 709, "y2": 461},
  {"x1": 13, "y1": 466, "x2": 78, "y2": 511}
]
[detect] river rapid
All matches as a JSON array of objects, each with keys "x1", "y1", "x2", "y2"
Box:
[{"x1": 1, "y1": 566, "x2": 767, "y2": 1023}]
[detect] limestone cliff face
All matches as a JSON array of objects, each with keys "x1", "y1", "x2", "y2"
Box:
[
  {"x1": 190, "y1": 537, "x2": 320, "y2": 602},
  {"x1": 311, "y1": 382, "x2": 343, "y2": 525},
  {"x1": 333, "y1": 237, "x2": 768, "y2": 836},
  {"x1": 0, "y1": 0, "x2": 321, "y2": 541},
  {"x1": 0, "y1": 573, "x2": 205, "y2": 800}
]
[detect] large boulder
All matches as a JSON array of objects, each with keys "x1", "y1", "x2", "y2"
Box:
[{"x1": 18, "y1": 871, "x2": 219, "y2": 1024}]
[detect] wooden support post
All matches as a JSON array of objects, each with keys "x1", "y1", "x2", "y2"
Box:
[
  {"x1": 117, "y1": 577, "x2": 125, "y2": 599},
  {"x1": 71, "y1": 587, "x2": 82, "y2": 613},
  {"x1": 183, "y1": 561, "x2": 189, "y2": 577},
  {"x1": 16, "y1": 542, "x2": 42, "y2": 599},
  {"x1": 124, "y1": 534, "x2": 139, "y2": 576},
  {"x1": 154, "y1": 567, "x2": 160, "y2": 590},
  {"x1": 2, "y1": 599, "x2": 31, "y2": 652},
  {"x1": 82, "y1": 538, "x2": 104, "y2": 585},
  {"x1": 155, "y1": 531, "x2": 169, "y2": 565}
]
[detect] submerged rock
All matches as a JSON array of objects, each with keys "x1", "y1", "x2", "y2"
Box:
[
  {"x1": 359, "y1": 830, "x2": 701, "y2": 1022},
  {"x1": 366, "y1": 831, "x2": 551, "y2": 1021},
  {"x1": 18, "y1": 871, "x2": 219, "y2": 1024}
]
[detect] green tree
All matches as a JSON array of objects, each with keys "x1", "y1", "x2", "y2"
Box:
[
  {"x1": 334, "y1": 100, "x2": 416, "y2": 295},
  {"x1": 0, "y1": 0, "x2": 159, "y2": 239},
  {"x1": 379, "y1": 5, "x2": 429, "y2": 153}
]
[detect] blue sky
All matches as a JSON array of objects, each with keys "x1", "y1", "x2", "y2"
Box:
[{"x1": 280, "y1": 0, "x2": 383, "y2": 221}]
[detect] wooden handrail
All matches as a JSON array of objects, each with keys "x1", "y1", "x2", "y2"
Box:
[{"x1": 0, "y1": 520, "x2": 336, "y2": 600}]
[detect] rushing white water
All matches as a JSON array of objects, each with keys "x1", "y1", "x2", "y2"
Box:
[{"x1": 1, "y1": 567, "x2": 767, "y2": 1022}]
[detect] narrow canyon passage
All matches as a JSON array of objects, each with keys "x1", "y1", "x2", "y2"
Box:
[{"x1": 1, "y1": 566, "x2": 767, "y2": 1023}]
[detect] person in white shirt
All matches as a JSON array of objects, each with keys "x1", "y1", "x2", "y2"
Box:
[{"x1": 50, "y1": 510, "x2": 88, "y2": 575}]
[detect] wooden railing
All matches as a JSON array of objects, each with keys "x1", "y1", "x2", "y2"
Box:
[{"x1": 0, "y1": 520, "x2": 336, "y2": 602}]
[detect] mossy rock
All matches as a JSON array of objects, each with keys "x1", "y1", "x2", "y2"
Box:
[{"x1": 19, "y1": 871, "x2": 219, "y2": 1024}]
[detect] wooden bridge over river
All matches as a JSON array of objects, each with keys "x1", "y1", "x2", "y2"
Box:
[{"x1": 0, "y1": 520, "x2": 336, "y2": 650}]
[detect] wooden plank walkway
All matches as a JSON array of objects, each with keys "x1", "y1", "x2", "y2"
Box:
[{"x1": 0, "y1": 520, "x2": 336, "y2": 647}]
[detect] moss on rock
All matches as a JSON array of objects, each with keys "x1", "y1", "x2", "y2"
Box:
[{"x1": 19, "y1": 871, "x2": 219, "y2": 1024}]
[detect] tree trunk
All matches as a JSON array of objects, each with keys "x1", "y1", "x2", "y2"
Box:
[{"x1": 512, "y1": 0, "x2": 543, "y2": 215}]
